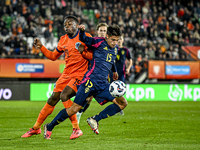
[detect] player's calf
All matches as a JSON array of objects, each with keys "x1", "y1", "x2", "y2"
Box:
[{"x1": 114, "y1": 96, "x2": 128, "y2": 110}]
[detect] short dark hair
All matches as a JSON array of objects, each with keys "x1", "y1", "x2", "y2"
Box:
[
  {"x1": 64, "y1": 15, "x2": 79, "y2": 24},
  {"x1": 96, "y1": 23, "x2": 108, "y2": 30},
  {"x1": 107, "y1": 25, "x2": 122, "y2": 37}
]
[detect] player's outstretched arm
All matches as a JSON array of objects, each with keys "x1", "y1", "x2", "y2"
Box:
[
  {"x1": 125, "y1": 48, "x2": 133, "y2": 75},
  {"x1": 126, "y1": 58, "x2": 133, "y2": 74},
  {"x1": 34, "y1": 38, "x2": 62, "y2": 61},
  {"x1": 78, "y1": 24, "x2": 96, "y2": 46}
]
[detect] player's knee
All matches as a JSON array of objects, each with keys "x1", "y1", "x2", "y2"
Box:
[
  {"x1": 72, "y1": 106, "x2": 81, "y2": 114},
  {"x1": 60, "y1": 92, "x2": 69, "y2": 102},
  {"x1": 60, "y1": 87, "x2": 76, "y2": 102},
  {"x1": 47, "y1": 93, "x2": 60, "y2": 106},
  {"x1": 67, "y1": 103, "x2": 82, "y2": 116}
]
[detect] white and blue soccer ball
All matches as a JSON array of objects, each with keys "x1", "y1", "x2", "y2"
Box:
[{"x1": 109, "y1": 80, "x2": 126, "y2": 97}]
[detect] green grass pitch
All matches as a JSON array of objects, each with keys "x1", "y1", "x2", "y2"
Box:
[{"x1": 0, "y1": 101, "x2": 199, "y2": 150}]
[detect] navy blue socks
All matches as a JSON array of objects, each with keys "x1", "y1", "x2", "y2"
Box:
[
  {"x1": 94, "y1": 104, "x2": 121, "y2": 122},
  {"x1": 47, "y1": 108, "x2": 69, "y2": 131}
]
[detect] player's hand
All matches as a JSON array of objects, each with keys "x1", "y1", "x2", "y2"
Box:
[
  {"x1": 78, "y1": 44, "x2": 85, "y2": 54},
  {"x1": 78, "y1": 24, "x2": 86, "y2": 31},
  {"x1": 113, "y1": 72, "x2": 119, "y2": 80},
  {"x1": 33, "y1": 38, "x2": 43, "y2": 49}
]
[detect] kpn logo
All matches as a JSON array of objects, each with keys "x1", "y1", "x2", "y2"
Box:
[
  {"x1": 126, "y1": 84, "x2": 155, "y2": 101},
  {"x1": 125, "y1": 84, "x2": 200, "y2": 101},
  {"x1": 168, "y1": 84, "x2": 200, "y2": 101}
]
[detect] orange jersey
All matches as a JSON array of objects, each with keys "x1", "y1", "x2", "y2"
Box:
[{"x1": 56, "y1": 31, "x2": 92, "y2": 78}]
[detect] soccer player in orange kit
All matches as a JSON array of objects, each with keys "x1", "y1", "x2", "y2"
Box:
[{"x1": 21, "y1": 15, "x2": 92, "y2": 139}]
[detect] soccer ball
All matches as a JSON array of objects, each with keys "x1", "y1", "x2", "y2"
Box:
[{"x1": 109, "y1": 80, "x2": 126, "y2": 97}]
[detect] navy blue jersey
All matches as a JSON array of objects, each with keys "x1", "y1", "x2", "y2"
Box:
[
  {"x1": 79, "y1": 31, "x2": 118, "y2": 89},
  {"x1": 115, "y1": 47, "x2": 131, "y2": 75},
  {"x1": 109, "y1": 47, "x2": 131, "y2": 83}
]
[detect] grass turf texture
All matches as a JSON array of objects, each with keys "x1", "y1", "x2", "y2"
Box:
[{"x1": 0, "y1": 101, "x2": 199, "y2": 150}]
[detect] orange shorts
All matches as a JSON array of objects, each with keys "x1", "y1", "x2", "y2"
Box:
[{"x1": 53, "y1": 75, "x2": 83, "y2": 93}]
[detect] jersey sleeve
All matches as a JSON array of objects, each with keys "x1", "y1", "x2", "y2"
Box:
[
  {"x1": 82, "y1": 50, "x2": 93, "y2": 60},
  {"x1": 80, "y1": 32, "x2": 93, "y2": 60},
  {"x1": 125, "y1": 47, "x2": 131, "y2": 60},
  {"x1": 79, "y1": 30, "x2": 104, "y2": 49},
  {"x1": 40, "y1": 46, "x2": 63, "y2": 61}
]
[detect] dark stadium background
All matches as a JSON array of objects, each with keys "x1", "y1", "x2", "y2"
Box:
[{"x1": 0, "y1": 0, "x2": 199, "y2": 101}]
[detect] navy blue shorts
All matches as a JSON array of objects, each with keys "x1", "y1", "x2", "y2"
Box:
[{"x1": 74, "y1": 80, "x2": 115, "y2": 107}]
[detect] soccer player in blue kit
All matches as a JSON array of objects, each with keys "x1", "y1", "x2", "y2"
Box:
[
  {"x1": 109, "y1": 35, "x2": 133, "y2": 115},
  {"x1": 43, "y1": 24, "x2": 128, "y2": 139},
  {"x1": 76, "y1": 23, "x2": 119, "y2": 123},
  {"x1": 109, "y1": 35, "x2": 132, "y2": 83}
]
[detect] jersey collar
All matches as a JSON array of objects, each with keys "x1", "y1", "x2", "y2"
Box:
[{"x1": 68, "y1": 30, "x2": 79, "y2": 39}]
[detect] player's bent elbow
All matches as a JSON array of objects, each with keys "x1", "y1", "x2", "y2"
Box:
[{"x1": 50, "y1": 56, "x2": 59, "y2": 61}]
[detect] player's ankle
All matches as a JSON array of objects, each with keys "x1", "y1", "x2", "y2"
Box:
[
  {"x1": 72, "y1": 123, "x2": 80, "y2": 129},
  {"x1": 32, "y1": 127, "x2": 40, "y2": 130}
]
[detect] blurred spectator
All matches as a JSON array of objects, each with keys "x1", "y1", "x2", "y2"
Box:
[
  {"x1": 148, "y1": 47, "x2": 155, "y2": 60},
  {"x1": 0, "y1": 37, "x2": 7, "y2": 58},
  {"x1": 29, "y1": 25, "x2": 37, "y2": 37},
  {"x1": 44, "y1": 25, "x2": 53, "y2": 44},
  {"x1": 134, "y1": 60, "x2": 142, "y2": 77}
]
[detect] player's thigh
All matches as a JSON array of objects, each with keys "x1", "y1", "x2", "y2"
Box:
[
  {"x1": 58, "y1": 77, "x2": 83, "y2": 101},
  {"x1": 94, "y1": 85, "x2": 115, "y2": 105},
  {"x1": 74, "y1": 84, "x2": 92, "y2": 107},
  {"x1": 67, "y1": 102, "x2": 83, "y2": 116},
  {"x1": 61, "y1": 86, "x2": 76, "y2": 101},
  {"x1": 53, "y1": 75, "x2": 82, "y2": 93}
]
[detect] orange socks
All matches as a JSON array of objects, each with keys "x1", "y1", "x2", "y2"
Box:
[
  {"x1": 62, "y1": 100, "x2": 80, "y2": 129},
  {"x1": 33, "y1": 103, "x2": 55, "y2": 130},
  {"x1": 33, "y1": 100, "x2": 79, "y2": 130}
]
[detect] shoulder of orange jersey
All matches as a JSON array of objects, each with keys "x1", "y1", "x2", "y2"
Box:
[
  {"x1": 60, "y1": 34, "x2": 69, "y2": 40},
  {"x1": 58, "y1": 34, "x2": 69, "y2": 44}
]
